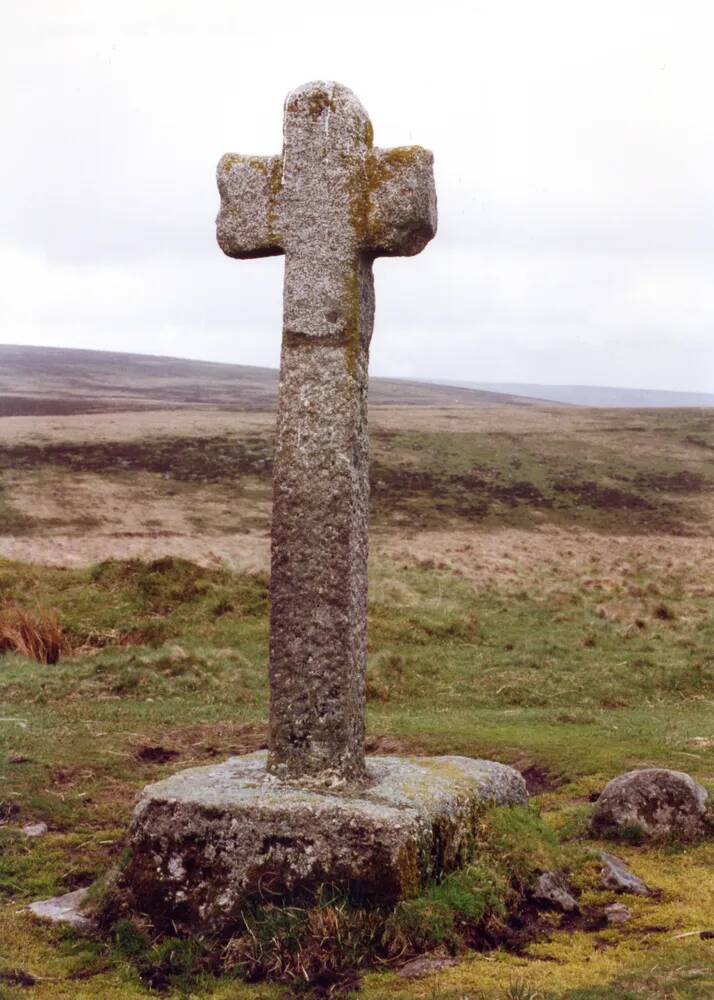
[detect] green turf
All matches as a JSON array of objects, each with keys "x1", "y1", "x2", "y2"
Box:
[{"x1": 0, "y1": 553, "x2": 712, "y2": 997}]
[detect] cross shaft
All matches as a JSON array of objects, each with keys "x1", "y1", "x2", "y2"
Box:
[{"x1": 217, "y1": 81, "x2": 436, "y2": 785}]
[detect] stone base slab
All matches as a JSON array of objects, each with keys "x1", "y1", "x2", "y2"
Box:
[{"x1": 121, "y1": 752, "x2": 526, "y2": 934}]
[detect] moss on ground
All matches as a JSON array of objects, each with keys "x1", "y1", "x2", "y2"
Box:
[{"x1": 362, "y1": 839, "x2": 714, "y2": 998}]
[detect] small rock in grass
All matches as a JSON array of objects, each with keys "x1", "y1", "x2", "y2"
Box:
[
  {"x1": 28, "y1": 888, "x2": 95, "y2": 932},
  {"x1": 168, "y1": 645, "x2": 188, "y2": 663},
  {"x1": 533, "y1": 871, "x2": 579, "y2": 913},
  {"x1": 591, "y1": 769, "x2": 709, "y2": 842},
  {"x1": 605, "y1": 902, "x2": 632, "y2": 925},
  {"x1": 398, "y1": 955, "x2": 459, "y2": 979},
  {"x1": 22, "y1": 822, "x2": 48, "y2": 838},
  {"x1": 599, "y1": 852, "x2": 650, "y2": 896}
]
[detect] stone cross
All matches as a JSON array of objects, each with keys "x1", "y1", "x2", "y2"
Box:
[{"x1": 217, "y1": 81, "x2": 436, "y2": 786}]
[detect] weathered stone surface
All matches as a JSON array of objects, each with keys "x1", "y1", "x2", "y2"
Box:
[
  {"x1": 216, "y1": 82, "x2": 436, "y2": 786},
  {"x1": 398, "y1": 955, "x2": 459, "y2": 980},
  {"x1": 533, "y1": 871, "x2": 579, "y2": 913},
  {"x1": 366, "y1": 147, "x2": 437, "y2": 256},
  {"x1": 591, "y1": 769, "x2": 710, "y2": 842},
  {"x1": 28, "y1": 888, "x2": 94, "y2": 932},
  {"x1": 121, "y1": 752, "x2": 525, "y2": 934},
  {"x1": 216, "y1": 154, "x2": 282, "y2": 259},
  {"x1": 599, "y1": 852, "x2": 650, "y2": 896}
]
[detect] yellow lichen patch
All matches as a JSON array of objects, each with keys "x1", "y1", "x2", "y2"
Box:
[
  {"x1": 306, "y1": 90, "x2": 335, "y2": 121},
  {"x1": 360, "y1": 146, "x2": 432, "y2": 251},
  {"x1": 394, "y1": 843, "x2": 421, "y2": 898},
  {"x1": 247, "y1": 156, "x2": 268, "y2": 174},
  {"x1": 364, "y1": 145, "x2": 430, "y2": 199},
  {"x1": 218, "y1": 153, "x2": 241, "y2": 176},
  {"x1": 408, "y1": 756, "x2": 479, "y2": 781},
  {"x1": 344, "y1": 148, "x2": 430, "y2": 248},
  {"x1": 377, "y1": 145, "x2": 428, "y2": 175},
  {"x1": 344, "y1": 156, "x2": 370, "y2": 245},
  {"x1": 341, "y1": 268, "x2": 362, "y2": 381},
  {"x1": 393, "y1": 758, "x2": 494, "y2": 805}
]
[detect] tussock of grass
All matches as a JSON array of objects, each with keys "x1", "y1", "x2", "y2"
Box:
[
  {"x1": 0, "y1": 605, "x2": 65, "y2": 664},
  {"x1": 384, "y1": 862, "x2": 508, "y2": 955}
]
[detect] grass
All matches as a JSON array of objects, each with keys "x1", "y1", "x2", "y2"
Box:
[
  {"x1": 369, "y1": 411, "x2": 714, "y2": 533},
  {"x1": 0, "y1": 401, "x2": 712, "y2": 996},
  {"x1": 0, "y1": 805, "x2": 584, "y2": 997},
  {"x1": 0, "y1": 489, "x2": 37, "y2": 537},
  {"x1": 0, "y1": 552, "x2": 712, "y2": 997}
]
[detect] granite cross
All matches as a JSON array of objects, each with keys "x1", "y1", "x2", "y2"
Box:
[{"x1": 217, "y1": 81, "x2": 436, "y2": 786}]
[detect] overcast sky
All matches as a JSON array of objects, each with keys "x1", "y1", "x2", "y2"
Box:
[{"x1": 1, "y1": 1, "x2": 713, "y2": 391}]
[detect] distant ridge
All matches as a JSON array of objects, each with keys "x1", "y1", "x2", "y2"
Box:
[
  {"x1": 430, "y1": 380, "x2": 714, "y2": 409},
  {"x1": 3, "y1": 346, "x2": 709, "y2": 415},
  {"x1": 0, "y1": 345, "x2": 537, "y2": 416}
]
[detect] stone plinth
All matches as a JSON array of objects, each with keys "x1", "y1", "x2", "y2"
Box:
[{"x1": 121, "y1": 752, "x2": 526, "y2": 934}]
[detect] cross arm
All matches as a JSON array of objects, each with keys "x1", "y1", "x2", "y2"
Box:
[
  {"x1": 365, "y1": 146, "x2": 437, "y2": 257},
  {"x1": 216, "y1": 154, "x2": 284, "y2": 259}
]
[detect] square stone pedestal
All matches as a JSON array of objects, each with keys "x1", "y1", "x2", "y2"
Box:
[{"x1": 120, "y1": 752, "x2": 526, "y2": 934}]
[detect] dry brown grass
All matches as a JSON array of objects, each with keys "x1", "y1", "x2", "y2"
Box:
[
  {"x1": 221, "y1": 898, "x2": 382, "y2": 994},
  {"x1": 375, "y1": 525, "x2": 714, "y2": 599},
  {"x1": 0, "y1": 604, "x2": 66, "y2": 664}
]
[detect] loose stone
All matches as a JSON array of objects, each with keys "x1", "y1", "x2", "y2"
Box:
[
  {"x1": 533, "y1": 871, "x2": 579, "y2": 913},
  {"x1": 605, "y1": 902, "x2": 632, "y2": 925},
  {"x1": 21, "y1": 822, "x2": 48, "y2": 838},
  {"x1": 28, "y1": 888, "x2": 94, "y2": 932},
  {"x1": 599, "y1": 852, "x2": 650, "y2": 896},
  {"x1": 591, "y1": 769, "x2": 710, "y2": 842},
  {"x1": 398, "y1": 956, "x2": 459, "y2": 979}
]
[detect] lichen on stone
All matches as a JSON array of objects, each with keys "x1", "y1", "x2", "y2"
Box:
[
  {"x1": 364, "y1": 118, "x2": 374, "y2": 149},
  {"x1": 267, "y1": 158, "x2": 283, "y2": 245},
  {"x1": 341, "y1": 268, "x2": 362, "y2": 382}
]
